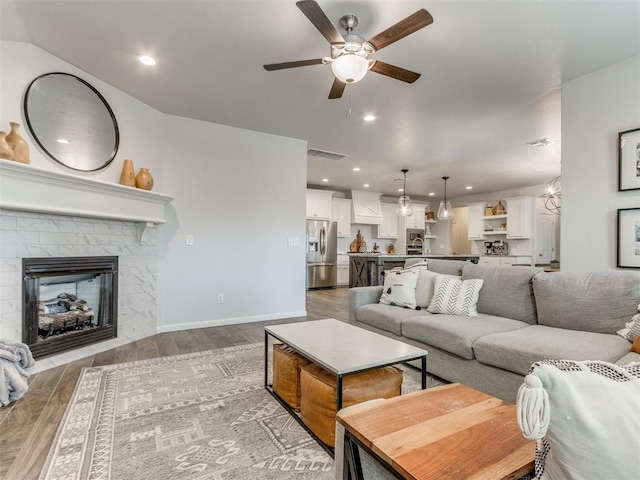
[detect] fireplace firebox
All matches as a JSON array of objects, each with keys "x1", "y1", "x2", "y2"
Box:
[{"x1": 22, "y1": 256, "x2": 118, "y2": 358}]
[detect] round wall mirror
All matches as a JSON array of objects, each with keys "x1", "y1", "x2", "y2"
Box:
[{"x1": 23, "y1": 72, "x2": 119, "y2": 171}]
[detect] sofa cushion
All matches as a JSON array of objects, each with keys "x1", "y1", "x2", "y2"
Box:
[
  {"x1": 379, "y1": 268, "x2": 419, "y2": 309},
  {"x1": 427, "y1": 276, "x2": 483, "y2": 316},
  {"x1": 533, "y1": 271, "x2": 640, "y2": 334},
  {"x1": 473, "y1": 325, "x2": 633, "y2": 376},
  {"x1": 426, "y1": 258, "x2": 470, "y2": 276},
  {"x1": 462, "y1": 264, "x2": 542, "y2": 324},
  {"x1": 355, "y1": 304, "x2": 431, "y2": 336},
  {"x1": 402, "y1": 313, "x2": 529, "y2": 360}
]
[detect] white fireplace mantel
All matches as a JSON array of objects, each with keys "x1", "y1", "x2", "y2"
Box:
[{"x1": 0, "y1": 159, "x2": 173, "y2": 224}]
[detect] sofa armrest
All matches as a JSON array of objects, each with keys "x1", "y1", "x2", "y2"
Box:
[{"x1": 348, "y1": 286, "x2": 383, "y2": 324}]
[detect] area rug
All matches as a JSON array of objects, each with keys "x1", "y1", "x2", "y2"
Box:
[{"x1": 40, "y1": 343, "x2": 432, "y2": 480}]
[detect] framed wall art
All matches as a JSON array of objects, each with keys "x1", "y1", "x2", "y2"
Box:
[
  {"x1": 617, "y1": 207, "x2": 640, "y2": 268},
  {"x1": 618, "y1": 128, "x2": 640, "y2": 191}
]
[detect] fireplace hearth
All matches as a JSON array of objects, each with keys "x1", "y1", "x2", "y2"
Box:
[{"x1": 23, "y1": 256, "x2": 118, "y2": 358}]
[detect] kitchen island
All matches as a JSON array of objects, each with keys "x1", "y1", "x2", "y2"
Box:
[{"x1": 348, "y1": 253, "x2": 479, "y2": 287}]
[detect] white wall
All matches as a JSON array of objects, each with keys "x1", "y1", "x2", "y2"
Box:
[
  {"x1": 157, "y1": 115, "x2": 307, "y2": 330},
  {"x1": 562, "y1": 55, "x2": 640, "y2": 272},
  {"x1": 0, "y1": 41, "x2": 164, "y2": 188},
  {"x1": 1, "y1": 41, "x2": 308, "y2": 347}
]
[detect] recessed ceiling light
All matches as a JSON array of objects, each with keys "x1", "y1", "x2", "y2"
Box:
[
  {"x1": 363, "y1": 184, "x2": 370, "y2": 188},
  {"x1": 363, "y1": 115, "x2": 376, "y2": 122},
  {"x1": 428, "y1": 192, "x2": 435, "y2": 196},
  {"x1": 353, "y1": 167, "x2": 361, "y2": 172},
  {"x1": 56, "y1": 138, "x2": 70, "y2": 144},
  {"x1": 466, "y1": 186, "x2": 473, "y2": 190},
  {"x1": 321, "y1": 178, "x2": 329, "y2": 182},
  {"x1": 138, "y1": 55, "x2": 157, "y2": 66}
]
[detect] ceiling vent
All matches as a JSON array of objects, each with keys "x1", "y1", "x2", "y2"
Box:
[
  {"x1": 526, "y1": 138, "x2": 554, "y2": 147},
  {"x1": 307, "y1": 148, "x2": 349, "y2": 161}
]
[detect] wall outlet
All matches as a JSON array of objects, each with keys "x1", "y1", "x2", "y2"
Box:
[
  {"x1": 186, "y1": 235, "x2": 195, "y2": 246},
  {"x1": 217, "y1": 293, "x2": 224, "y2": 304},
  {"x1": 287, "y1": 237, "x2": 299, "y2": 247}
]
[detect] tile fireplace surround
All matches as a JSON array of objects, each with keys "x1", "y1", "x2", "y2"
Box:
[{"x1": 0, "y1": 160, "x2": 173, "y2": 371}]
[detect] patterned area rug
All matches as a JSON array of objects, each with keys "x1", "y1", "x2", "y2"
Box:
[{"x1": 40, "y1": 343, "x2": 433, "y2": 480}]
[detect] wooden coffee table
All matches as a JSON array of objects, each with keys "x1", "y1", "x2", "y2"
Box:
[{"x1": 337, "y1": 383, "x2": 535, "y2": 480}]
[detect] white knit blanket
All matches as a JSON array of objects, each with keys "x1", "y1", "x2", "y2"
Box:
[{"x1": 0, "y1": 340, "x2": 35, "y2": 406}]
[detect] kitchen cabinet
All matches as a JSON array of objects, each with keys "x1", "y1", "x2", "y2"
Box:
[
  {"x1": 505, "y1": 197, "x2": 534, "y2": 239},
  {"x1": 479, "y1": 256, "x2": 517, "y2": 267},
  {"x1": 306, "y1": 189, "x2": 333, "y2": 219},
  {"x1": 402, "y1": 203, "x2": 426, "y2": 230},
  {"x1": 376, "y1": 203, "x2": 399, "y2": 239},
  {"x1": 467, "y1": 202, "x2": 487, "y2": 240},
  {"x1": 337, "y1": 253, "x2": 350, "y2": 286},
  {"x1": 332, "y1": 198, "x2": 352, "y2": 237}
]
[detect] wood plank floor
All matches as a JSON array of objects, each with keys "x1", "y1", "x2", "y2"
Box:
[{"x1": 0, "y1": 287, "x2": 348, "y2": 480}]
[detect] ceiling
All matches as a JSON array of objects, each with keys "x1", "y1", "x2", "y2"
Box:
[{"x1": 2, "y1": 0, "x2": 639, "y2": 202}]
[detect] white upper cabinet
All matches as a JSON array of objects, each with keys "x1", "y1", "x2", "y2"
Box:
[
  {"x1": 376, "y1": 203, "x2": 399, "y2": 239},
  {"x1": 505, "y1": 196, "x2": 534, "y2": 239},
  {"x1": 332, "y1": 198, "x2": 352, "y2": 237},
  {"x1": 402, "y1": 203, "x2": 426, "y2": 230},
  {"x1": 467, "y1": 202, "x2": 487, "y2": 240},
  {"x1": 306, "y1": 189, "x2": 333, "y2": 219}
]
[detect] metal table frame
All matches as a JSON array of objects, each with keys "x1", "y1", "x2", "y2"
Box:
[{"x1": 263, "y1": 329, "x2": 428, "y2": 456}]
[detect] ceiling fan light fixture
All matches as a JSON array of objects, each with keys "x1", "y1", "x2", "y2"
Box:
[{"x1": 331, "y1": 54, "x2": 369, "y2": 84}]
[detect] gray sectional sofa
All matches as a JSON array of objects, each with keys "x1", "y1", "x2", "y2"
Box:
[{"x1": 348, "y1": 259, "x2": 640, "y2": 403}]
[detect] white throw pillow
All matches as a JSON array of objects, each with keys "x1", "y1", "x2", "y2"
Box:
[
  {"x1": 427, "y1": 276, "x2": 483, "y2": 316},
  {"x1": 379, "y1": 269, "x2": 419, "y2": 309},
  {"x1": 517, "y1": 360, "x2": 640, "y2": 480},
  {"x1": 406, "y1": 266, "x2": 461, "y2": 309}
]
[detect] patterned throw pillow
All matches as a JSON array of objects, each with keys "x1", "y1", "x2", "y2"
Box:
[
  {"x1": 517, "y1": 360, "x2": 640, "y2": 480},
  {"x1": 427, "y1": 276, "x2": 483, "y2": 316},
  {"x1": 379, "y1": 269, "x2": 419, "y2": 309},
  {"x1": 617, "y1": 308, "x2": 640, "y2": 342}
]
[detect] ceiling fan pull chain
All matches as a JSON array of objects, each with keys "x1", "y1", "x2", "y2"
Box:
[{"x1": 346, "y1": 85, "x2": 352, "y2": 118}]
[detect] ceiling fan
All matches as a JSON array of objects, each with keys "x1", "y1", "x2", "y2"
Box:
[{"x1": 263, "y1": 0, "x2": 433, "y2": 99}]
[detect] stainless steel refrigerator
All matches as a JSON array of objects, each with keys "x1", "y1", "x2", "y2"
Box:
[{"x1": 306, "y1": 219, "x2": 337, "y2": 289}]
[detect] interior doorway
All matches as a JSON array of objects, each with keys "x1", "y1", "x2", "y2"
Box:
[{"x1": 451, "y1": 207, "x2": 471, "y2": 255}]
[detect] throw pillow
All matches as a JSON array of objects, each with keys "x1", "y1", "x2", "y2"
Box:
[
  {"x1": 617, "y1": 308, "x2": 640, "y2": 342},
  {"x1": 406, "y1": 266, "x2": 461, "y2": 309},
  {"x1": 517, "y1": 360, "x2": 640, "y2": 480},
  {"x1": 631, "y1": 336, "x2": 640, "y2": 353},
  {"x1": 379, "y1": 269, "x2": 419, "y2": 309},
  {"x1": 427, "y1": 276, "x2": 483, "y2": 316}
]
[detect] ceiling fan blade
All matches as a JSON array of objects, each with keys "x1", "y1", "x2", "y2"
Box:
[
  {"x1": 328, "y1": 78, "x2": 346, "y2": 99},
  {"x1": 263, "y1": 58, "x2": 324, "y2": 71},
  {"x1": 370, "y1": 61, "x2": 421, "y2": 83},
  {"x1": 368, "y1": 9, "x2": 433, "y2": 51},
  {"x1": 296, "y1": 0, "x2": 344, "y2": 44}
]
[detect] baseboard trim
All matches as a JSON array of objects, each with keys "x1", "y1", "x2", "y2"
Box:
[{"x1": 156, "y1": 310, "x2": 308, "y2": 333}]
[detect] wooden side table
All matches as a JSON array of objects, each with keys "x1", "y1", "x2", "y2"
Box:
[{"x1": 337, "y1": 383, "x2": 535, "y2": 480}]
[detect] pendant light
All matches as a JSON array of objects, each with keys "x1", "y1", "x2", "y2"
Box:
[
  {"x1": 542, "y1": 175, "x2": 561, "y2": 215},
  {"x1": 396, "y1": 169, "x2": 414, "y2": 217},
  {"x1": 437, "y1": 176, "x2": 453, "y2": 220}
]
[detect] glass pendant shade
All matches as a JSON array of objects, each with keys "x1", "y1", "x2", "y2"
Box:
[
  {"x1": 437, "y1": 176, "x2": 453, "y2": 220},
  {"x1": 437, "y1": 200, "x2": 453, "y2": 220},
  {"x1": 331, "y1": 54, "x2": 369, "y2": 84},
  {"x1": 396, "y1": 195, "x2": 414, "y2": 216}
]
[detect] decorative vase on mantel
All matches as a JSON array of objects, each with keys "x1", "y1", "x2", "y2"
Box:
[
  {"x1": 135, "y1": 167, "x2": 154, "y2": 191},
  {"x1": 5, "y1": 122, "x2": 29, "y2": 164},
  {"x1": 0, "y1": 132, "x2": 13, "y2": 161},
  {"x1": 119, "y1": 159, "x2": 136, "y2": 187}
]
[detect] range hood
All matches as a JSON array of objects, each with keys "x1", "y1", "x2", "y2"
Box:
[{"x1": 351, "y1": 190, "x2": 383, "y2": 225}]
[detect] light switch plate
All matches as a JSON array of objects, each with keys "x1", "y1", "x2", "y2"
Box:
[
  {"x1": 186, "y1": 235, "x2": 194, "y2": 246},
  {"x1": 287, "y1": 237, "x2": 299, "y2": 247}
]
